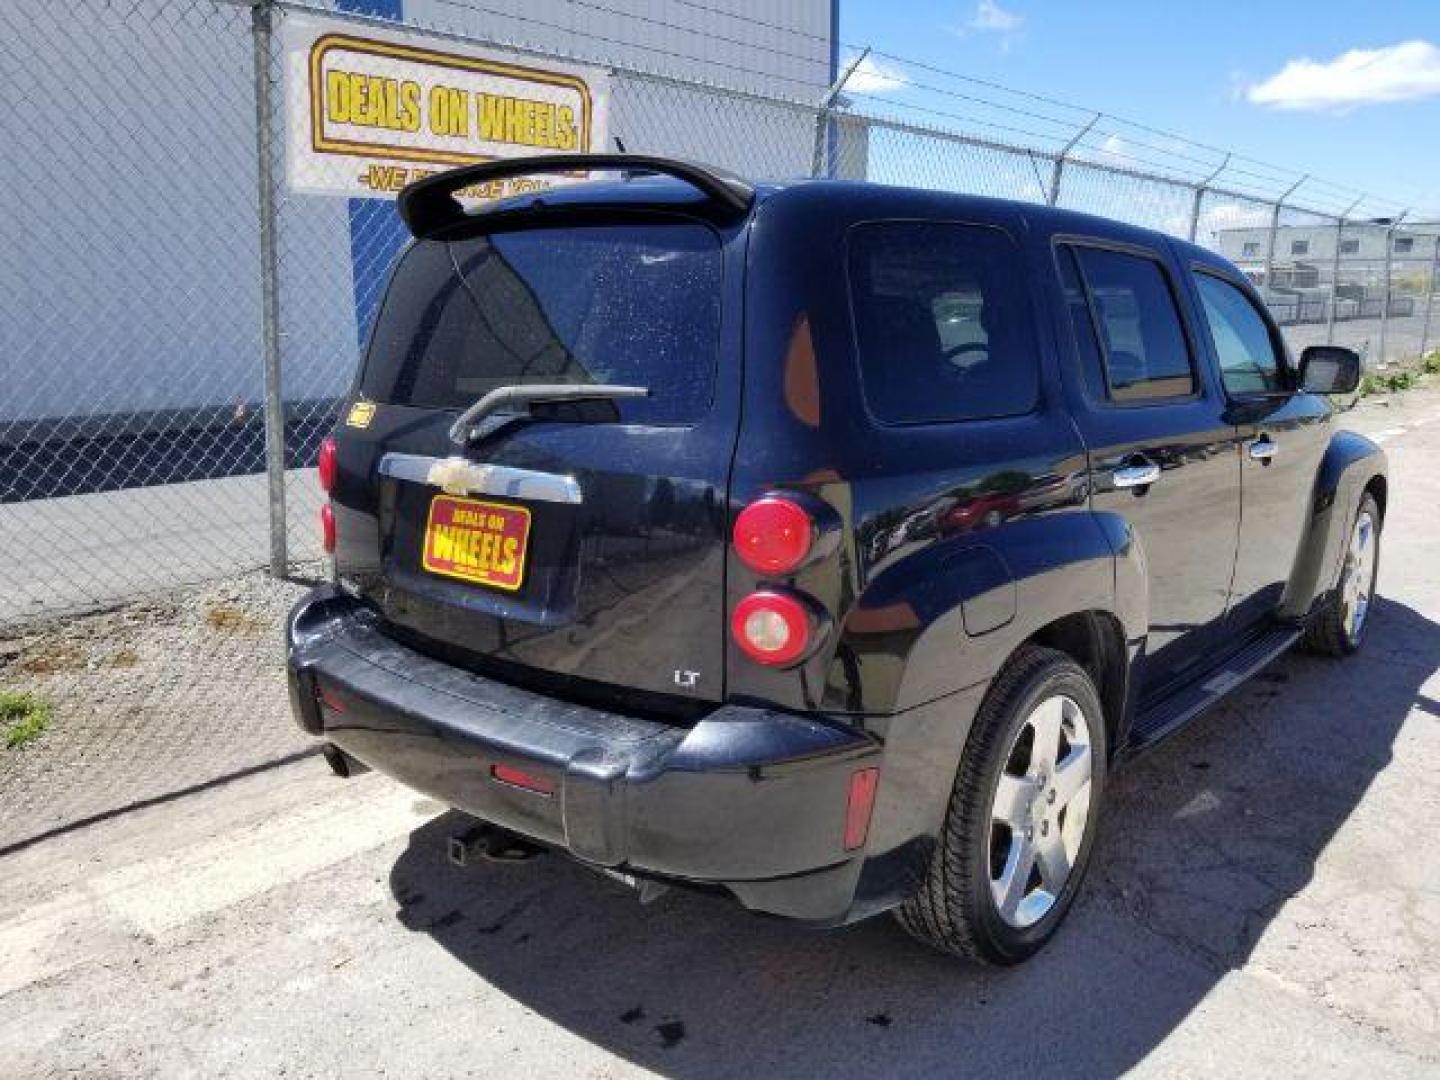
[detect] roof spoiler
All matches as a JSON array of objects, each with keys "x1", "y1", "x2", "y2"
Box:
[{"x1": 396, "y1": 154, "x2": 755, "y2": 238}]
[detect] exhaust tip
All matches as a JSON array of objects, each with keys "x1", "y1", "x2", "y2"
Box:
[{"x1": 322, "y1": 743, "x2": 369, "y2": 778}]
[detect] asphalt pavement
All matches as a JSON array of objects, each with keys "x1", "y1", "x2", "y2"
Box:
[{"x1": 2, "y1": 392, "x2": 1439, "y2": 1078}]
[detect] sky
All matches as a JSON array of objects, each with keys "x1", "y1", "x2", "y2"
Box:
[{"x1": 840, "y1": 0, "x2": 1440, "y2": 218}]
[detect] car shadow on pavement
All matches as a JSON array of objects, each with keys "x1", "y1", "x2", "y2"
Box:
[{"x1": 388, "y1": 597, "x2": 1436, "y2": 1079}]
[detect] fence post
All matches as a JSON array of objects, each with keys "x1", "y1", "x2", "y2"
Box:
[
  {"x1": 810, "y1": 47, "x2": 868, "y2": 179},
  {"x1": 1187, "y1": 153, "x2": 1230, "y2": 243},
  {"x1": 1261, "y1": 175, "x2": 1308, "y2": 307},
  {"x1": 1327, "y1": 218, "x2": 1344, "y2": 346},
  {"x1": 251, "y1": 0, "x2": 286, "y2": 576},
  {"x1": 1378, "y1": 211, "x2": 1408, "y2": 366},
  {"x1": 1048, "y1": 112, "x2": 1099, "y2": 208},
  {"x1": 1376, "y1": 213, "x2": 1411, "y2": 371},
  {"x1": 1327, "y1": 194, "x2": 1364, "y2": 346},
  {"x1": 1420, "y1": 230, "x2": 1440, "y2": 361}
]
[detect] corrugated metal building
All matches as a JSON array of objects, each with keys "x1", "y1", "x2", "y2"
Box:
[{"x1": 1, "y1": 0, "x2": 837, "y2": 456}]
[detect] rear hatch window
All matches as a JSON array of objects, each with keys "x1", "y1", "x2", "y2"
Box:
[
  {"x1": 361, "y1": 222, "x2": 722, "y2": 423},
  {"x1": 338, "y1": 216, "x2": 736, "y2": 708}
]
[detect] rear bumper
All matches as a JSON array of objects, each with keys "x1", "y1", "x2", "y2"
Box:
[{"x1": 285, "y1": 586, "x2": 889, "y2": 922}]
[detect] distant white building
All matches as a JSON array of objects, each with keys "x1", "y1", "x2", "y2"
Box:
[
  {"x1": 1212, "y1": 224, "x2": 1437, "y2": 328},
  {"x1": 1217, "y1": 225, "x2": 1438, "y2": 289}
]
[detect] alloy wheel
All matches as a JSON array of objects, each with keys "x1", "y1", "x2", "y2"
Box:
[
  {"x1": 1341, "y1": 509, "x2": 1377, "y2": 643},
  {"x1": 988, "y1": 694, "x2": 1093, "y2": 928}
]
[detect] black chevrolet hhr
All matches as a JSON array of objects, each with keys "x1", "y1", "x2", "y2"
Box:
[{"x1": 288, "y1": 155, "x2": 1386, "y2": 964}]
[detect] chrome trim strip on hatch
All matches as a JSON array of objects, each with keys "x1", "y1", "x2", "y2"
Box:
[{"x1": 378, "y1": 453, "x2": 583, "y2": 505}]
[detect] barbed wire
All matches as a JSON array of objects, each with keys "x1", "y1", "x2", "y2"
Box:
[
  {"x1": 430, "y1": 0, "x2": 834, "y2": 73},
  {"x1": 279, "y1": 0, "x2": 1439, "y2": 218},
  {"x1": 846, "y1": 92, "x2": 1074, "y2": 154},
  {"x1": 423, "y1": 0, "x2": 832, "y2": 94},
  {"x1": 669, "y1": 0, "x2": 834, "y2": 46},
  {"x1": 843, "y1": 47, "x2": 1436, "y2": 218}
]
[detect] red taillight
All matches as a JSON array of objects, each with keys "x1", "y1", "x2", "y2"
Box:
[
  {"x1": 317, "y1": 436, "x2": 337, "y2": 494},
  {"x1": 733, "y1": 496, "x2": 814, "y2": 575},
  {"x1": 731, "y1": 590, "x2": 811, "y2": 666},
  {"x1": 491, "y1": 762, "x2": 555, "y2": 796},
  {"x1": 844, "y1": 767, "x2": 880, "y2": 851},
  {"x1": 320, "y1": 502, "x2": 336, "y2": 554}
]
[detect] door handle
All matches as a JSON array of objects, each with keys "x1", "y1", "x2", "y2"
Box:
[
  {"x1": 1113, "y1": 461, "x2": 1161, "y2": 489},
  {"x1": 1248, "y1": 436, "x2": 1278, "y2": 463}
]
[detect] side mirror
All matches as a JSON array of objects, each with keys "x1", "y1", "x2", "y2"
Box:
[{"x1": 1298, "y1": 345, "x2": 1361, "y2": 395}]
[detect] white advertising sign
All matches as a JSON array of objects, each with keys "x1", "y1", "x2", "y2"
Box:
[{"x1": 283, "y1": 13, "x2": 611, "y2": 200}]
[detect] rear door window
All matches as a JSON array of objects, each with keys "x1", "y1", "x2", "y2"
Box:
[
  {"x1": 848, "y1": 222, "x2": 1039, "y2": 424},
  {"x1": 361, "y1": 221, "x2": 722, "y2": 424},
  {"x1": 1057, "y1": 247, "x2": 1107, "y2": 401},
  {"x1": 1066, "y1": 246, "x2": 1196, "y2": 403}
]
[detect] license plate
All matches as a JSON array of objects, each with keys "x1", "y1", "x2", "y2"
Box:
[{"x1": 421, "y1": 494, "x2": 531, "y2": 592}]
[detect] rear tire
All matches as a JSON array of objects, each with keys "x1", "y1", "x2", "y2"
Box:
[
  {"x1": 895, "y1": 645, "x2": 1107, "y2": 964},
  {"x1": 1304, "y1": 492, "x2": 1381, "y2": 657}
]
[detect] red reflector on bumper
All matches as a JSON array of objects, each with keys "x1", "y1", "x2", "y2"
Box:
[
  {"x1": 844, "y1": 767, "x2": 880, "y2": 851},
  {"x1": 491, "y1": 762, "x2": 555, "y2": 796},
  {"x1": 321, "y1": 502, "x2": 336, "y2": 554}
]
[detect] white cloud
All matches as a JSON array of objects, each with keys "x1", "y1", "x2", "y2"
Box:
[
  {"x1": 1075, "y1": 134, "x2": 1131, "y2": 168},
  {"x1": 845, "y1": 55, "x2": 906, "y2": 95},
  {"x1": 1247, "y1": 40, "x2": 1440, "y2": 111},
  {"x1": 969, "y1": 0, "x2": 1024, "y2": 33}
]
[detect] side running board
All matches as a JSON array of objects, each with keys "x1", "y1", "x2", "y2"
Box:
[{"x1": 1127, "y1": 625, "x2": 1302, "y2": 751}]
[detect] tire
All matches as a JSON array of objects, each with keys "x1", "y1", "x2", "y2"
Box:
[
  {"x1": 1304, "y1": 491, "x2": 1381, "y2": 657},
  {"x1": 896, "y1": 645, "x2": 1108, "y2": 965}
]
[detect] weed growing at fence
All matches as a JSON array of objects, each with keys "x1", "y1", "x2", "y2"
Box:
[
  {"x1": 1361, "y1": 371, "x2": 1420, "y2": 396},
  {"x1": 2, "y1": 691, "x2": 53, "y2": 750}
]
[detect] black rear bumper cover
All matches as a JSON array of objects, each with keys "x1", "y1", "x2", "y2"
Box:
[{"x1": 285, "y1": 586, "x2": 890, "y2": 922}]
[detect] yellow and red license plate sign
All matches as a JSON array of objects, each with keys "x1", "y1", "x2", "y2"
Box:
[{"x1": 422, "y1": 495, "x2": 531, "y2": 591}]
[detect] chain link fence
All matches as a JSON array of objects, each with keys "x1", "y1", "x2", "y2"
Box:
[{"x1": 2, "y1": 0, "x2": 1438, "y2": 630}]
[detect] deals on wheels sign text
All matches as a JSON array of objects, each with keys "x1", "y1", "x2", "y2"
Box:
[{"x1": 283, "y1": 13, "x2": 611, "y2": 200}]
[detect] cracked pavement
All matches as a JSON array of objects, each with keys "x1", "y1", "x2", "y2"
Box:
[{"x1": 2, "y1": 391, "x2": 1439, "y2": 1078}]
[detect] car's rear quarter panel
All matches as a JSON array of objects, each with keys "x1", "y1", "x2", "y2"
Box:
[{"x1": 731, "y1": 185, "x2": 1112, "y2": 718}]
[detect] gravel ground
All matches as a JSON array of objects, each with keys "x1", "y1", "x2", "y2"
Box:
[
  {"x1": 0, "y1": 571, "x2": 316, "y2": 852},
  {"x1": 1, "y1": 390, "x2": 1438, "y2": 1077}
]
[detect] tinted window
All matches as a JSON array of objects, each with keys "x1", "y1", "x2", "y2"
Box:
[
  {"x1": 1056, "y1": 247, "x2": 1107, "y2": 401},
  {"x1": 848, "y1": 222, "x2": 1039, "y2": 423},
  {"x1": 1070, "y1": 246, "x2": 1196, "y2": 402},
  {"x1": 1290, "y1": 239, "x2": 1309, "y2": 256},
  {"x1": 1195, "y1": 273, "x2": 1286, "y2": 395},
  {"x1": 361, "y1": 223, "x2": 721, "y2": 424},
  {"x1": 1340, "y1": 239, "x2": 1359, "y2": 255}
]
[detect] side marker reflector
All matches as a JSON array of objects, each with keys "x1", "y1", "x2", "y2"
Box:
[
  {"x1": 491, "y1": 762, "x2": 556, "y2": 796},
  {"x1": 844, "y1": 767, "x2": 880, "y2": 851}
]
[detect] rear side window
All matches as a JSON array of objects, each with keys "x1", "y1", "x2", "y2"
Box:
[
  {"x1": 848, "y1": 222, "x2": 1039, "y2": 424},
  {"x1": 1057, "y1": 247, "x2": 1107, "y2": 401},
  {"x1": 361, "y1": 222, "x2": 722, "y2": 424},
  {"x1": 1194, "y1": 273, "x2": 1286, "y2": 395},
  {"x1": 1066, "y1": 246, "x2": 1196, "y2": 403}
]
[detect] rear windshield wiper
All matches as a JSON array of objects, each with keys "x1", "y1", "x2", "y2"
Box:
[{"x1": 449, "y1": 383, "x2": 650, "y2": 445}]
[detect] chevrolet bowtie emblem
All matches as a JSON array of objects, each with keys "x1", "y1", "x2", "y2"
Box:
[{"x1": 426, "y1": 457, "x2": 489, "y2": 497}]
